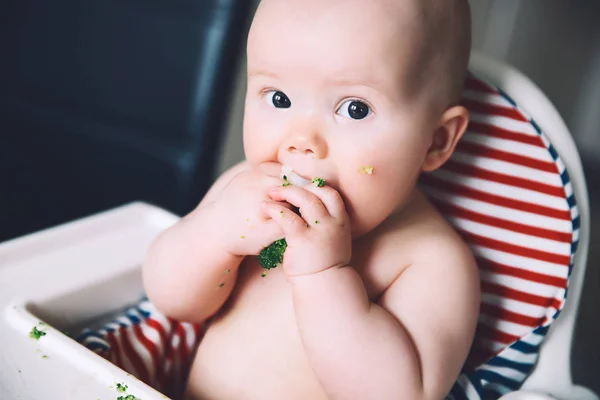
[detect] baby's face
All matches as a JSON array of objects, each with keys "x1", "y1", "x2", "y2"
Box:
[{"x1": 244, "y1": 0, "x2": 439, "y2": 236}]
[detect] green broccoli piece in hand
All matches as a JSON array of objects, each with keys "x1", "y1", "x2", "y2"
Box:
[
  {"x1": 312, "y1": 177, "x2": 325, "y2": 187},
  {"x1": 258, "y1": 238, "x2": 287, "y2": 270}
]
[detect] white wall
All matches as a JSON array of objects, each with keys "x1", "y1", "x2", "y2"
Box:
[
  {"x1": 470, "y1": 0, "x2": 600, "y2": 162},
  {"x1": 217, "y1": 0, "x2": 600, "y2": 176}
]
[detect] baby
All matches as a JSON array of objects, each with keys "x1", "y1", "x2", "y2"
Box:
[{"x1": 143, "y1": 0, "x2": 479, "y2": 399}]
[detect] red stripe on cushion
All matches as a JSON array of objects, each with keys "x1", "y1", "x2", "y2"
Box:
[
  {"x1": 420, "y1": 175, "x2": 572, "y2": 220},
  {"x1": 133, "y1": 324, "x2": 159, "y2": 385},
  {"x1": 176, "y1": 323, "x2": 190, "y2": 363},
  {"x1": 461, "y1": 99, "x2": 528, "y2": 122},
  {"x1": 459, "y1": 230, "x2": 571, "y2": 265},
  {"x1": 146, "y1": 318, "x2": 168, "y2": 347},
  {"x1": 467, "y1": 121, "x2": 545, "y2": 147},
  {"x1": 465, "y1": 76, "x2": 496, "y2": 93},
  {"x1": 432, "y1": 200, "x2": 572, "y2": 243},
  {"x1": 482, "y1": 281, "x2": 561, "y2": 308},
  {"x1": 476, "y1": 323, "x2": 520, "y2": 345},
  {"x1": 480, "y1": 303, "x2": 545, "y2": 327},
  {"x1": 477, "y1": 257, "x2": 568, "y2": 288},
  {"x1": 455, "y1": 141, "x2": 558, "y2": 173},
  {"x1": 119, "y1": 325, "x2": 150, "y2": 384},
  {"x1": 443, "y1": 160, "x2": 566, "y2": 197},
  {"x1": 106, "y1": 331, "x2": 123, "y2": 368}
]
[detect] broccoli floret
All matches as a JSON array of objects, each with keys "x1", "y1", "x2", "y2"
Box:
[
  {"x1": 117, "y1": 395, "x2": 138, "y2": 400},
  {"x1": 116, "y1": 383, "x2": 128, "y2": 393},
  {"x1": 29, "y1": 326, "x2": 46, "y2": 340},
  {"x1": 311, "y1": 177, "x2": 325, "y2": 187},
  {"x1": 258, "y1": 238, "x2": 287, "y2": 270}
]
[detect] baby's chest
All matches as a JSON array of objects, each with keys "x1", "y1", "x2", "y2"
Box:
[{"x1": 189, "y1": 255, "x2": 402, "y2": 399}]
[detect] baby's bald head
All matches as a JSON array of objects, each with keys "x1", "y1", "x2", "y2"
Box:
[
  {"x1": 249, "y1": 0, "x2": 471, "y2": 111},
  {"x1": 408, "y1": 0, "x2": 471, "y2": 108}
]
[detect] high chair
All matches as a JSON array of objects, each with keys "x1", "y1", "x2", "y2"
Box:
[{"x1": 0, "y1": 52, "x2": 596, "y2": 400}]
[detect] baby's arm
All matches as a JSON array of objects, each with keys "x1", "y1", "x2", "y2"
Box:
[
  {"x1": 142, "y1": 162, "x2": 249, "y2": 323},
  {"x1": 291, "y1": 240, "x2": 479, "y2": 400}
]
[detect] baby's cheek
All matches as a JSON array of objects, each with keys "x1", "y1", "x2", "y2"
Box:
[
  {"x1": 338, "y1": 163, "x2": 389, "y2": 234},
  {"x1": 243, "y1": 121, "x2": 277, "y2": 163}
]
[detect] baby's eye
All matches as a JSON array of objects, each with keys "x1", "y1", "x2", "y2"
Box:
[
  {"x1": 336, "y1": 99, "x2": 371, "y2": 120},
  {"x1": 265, "y1": 90, "x2": 291, "y2": 109}
]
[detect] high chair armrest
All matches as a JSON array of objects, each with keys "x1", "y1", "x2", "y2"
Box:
[
  {"x1": 498, "y1": 385, "x2": 600, "y2": 400},
  {"x1": 499, "y1": 392, "x2": 556, "y2": 400}
]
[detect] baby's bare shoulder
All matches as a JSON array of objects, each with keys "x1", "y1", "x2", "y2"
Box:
[
  {"x1": 386, "y1": 191, "x2": 473, "y2": 271},
  {"x1": 372, "y1": 193, "x2": 480, "y2": 398}
]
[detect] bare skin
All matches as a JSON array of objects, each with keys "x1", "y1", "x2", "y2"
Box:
[{"x1": 143, "y1": 1, "x2": 479, "y2": 399}]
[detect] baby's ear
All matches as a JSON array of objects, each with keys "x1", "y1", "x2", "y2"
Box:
[{"x1": 421, "y1": 105, "x2": 469, "y2": 172}]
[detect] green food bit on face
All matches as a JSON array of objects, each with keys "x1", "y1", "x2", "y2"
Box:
[
  {"x1": 315, "y1": 220, "x2": 319, "y2": 224},
  {"x1": 29, "y1": 326, "x2": 46, "y2": 340},
  {"x1": 311, "y1": 177, "x2": 325, "y2": 187},
  {"x1": 258, "y1": 238, "x2": 287, "y2": 270},
  {"x1": 116, "y1": 382, "x2": 128, "y2": 393},
  {"x1": 218, "y1": 282, "x2": 225, "y2": 288},
  {"x1": 224, "y1": 269, "x2": 231, "y2": 274},
  {"x1": 282, "y1": 181, "x2": 291, "y2": 187}
]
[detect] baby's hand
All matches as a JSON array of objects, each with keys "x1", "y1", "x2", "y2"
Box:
[
  {"x1": 210, "y1": 168, "x2": 293, "y2": 258},
  {"x1": 262, "y1": 178, "x2": 352, "y2": 277}
]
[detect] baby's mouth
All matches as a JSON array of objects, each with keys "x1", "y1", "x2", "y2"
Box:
[{"x1": 280, "y1": 165, "x2": 312, "y2": 187}]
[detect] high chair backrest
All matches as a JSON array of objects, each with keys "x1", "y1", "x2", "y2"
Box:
[
  {"x1": 421, "y1": 52, "x2": 591, "y2": 399},
  {"x1": 467, "y1": 53, "x2": 593, "y2": 399}
]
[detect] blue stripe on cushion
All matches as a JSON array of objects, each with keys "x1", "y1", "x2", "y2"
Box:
[
  {"x1": 485, "y1": 356, "x2": 534, "y2": 374},
  {"x1": 505, "y1": 338, "x2": 538, "y2": 354},
  {"x1": 475, "y1": 370, "x2": 521, "y2": 390},
  {"x1": 560, "y1": 170, "x2": 570, "y2": 186},
  {"x1": 498, "y1": 89, "x2": 517, "y2": 107},
  {"x1": 573, "y1": 215, "x2": 581, "y2": 231},
  {"x1": 137, "y1": 306, "x2": 152, "y2": 318},
  {"x1": 75, "y1": 329, "x2": 104, "y2": 342},
  {"x1": 530, "y1": 119, "x2": 542, "y2": 135},
  {"x1": 125, "y1": 312, "x2": 142, "y2": 325},
  {"x1": 84, "y1": 341, "x2": 110, "y2": 352},
  {"x1": 548, "y1": 145, "x2": 559, "y2": 160}
]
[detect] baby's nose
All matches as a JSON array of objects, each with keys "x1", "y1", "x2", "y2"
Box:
[{"x1": 286, "y1": 133, "x2": 328, "y2": 159}]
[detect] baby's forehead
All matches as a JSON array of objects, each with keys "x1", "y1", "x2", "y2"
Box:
[
  {"x1": 249, "y1": 0, "x2": 423, "y2": 64},
  {"x1": 254, "y1": 0, "x2": 421, "y2": 31}
]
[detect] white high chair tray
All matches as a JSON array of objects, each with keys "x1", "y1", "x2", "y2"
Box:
[{"x1": 0, "y1": 202, "x2": 177, "y2": 399}]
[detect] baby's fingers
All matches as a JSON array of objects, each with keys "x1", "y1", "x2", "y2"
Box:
[
  {"x1": 303, "y1": 185, "x2": 348, "y2": 223},
  {"x1": 268, "y1": 186, "x2": 330, "y2": 223},
  {"x1": 262, "y1": 201, "x2": 308, "y2": 237}
]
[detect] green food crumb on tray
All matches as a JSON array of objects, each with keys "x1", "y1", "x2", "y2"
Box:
[
  {"x1": 117, "y1": 395, "x2": 138, "y2": 400},
  {"x1": 29, "y1": 326, "x2": 46, "y2": 340},
  {"x1": 116, "y1": 382, "x2": 128, "y2": 393}
]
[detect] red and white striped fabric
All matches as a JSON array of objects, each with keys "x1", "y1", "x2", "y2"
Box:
[
  {"x1": 78, "y1": 73, "x2": 579, "y2": 399},
  {"x1": 421, "y1": 74, "x2": 578, "y2": 399},
  {"x1": 77, "y1": 301, "x2": 204, "y2": 399}
]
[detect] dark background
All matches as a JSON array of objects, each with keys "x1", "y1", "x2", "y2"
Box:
[{"x1": 0, "y1": 0, "x2": 254, "y2": 241}]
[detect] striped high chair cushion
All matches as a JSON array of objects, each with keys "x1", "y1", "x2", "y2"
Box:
[
  {"x1": 420, "y1": 74, "x2": 579, "y2": 399},
  {"x1": 77, "y1": 73, "x2": 579, "y2": 400},
  {"x1": 77, "y1": 301, "x2": 203, "y2": 399}
]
